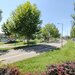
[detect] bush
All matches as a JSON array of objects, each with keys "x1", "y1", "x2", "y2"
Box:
[
  {"x1": 46, "y1": 62, "x2": 75, "y2": 75},
  {"x1": 0, "y1": 66, "x2": 20, "y2": 75},
  {"x1": 1, "y1": 62, "x2": 75, "y2": 75}
]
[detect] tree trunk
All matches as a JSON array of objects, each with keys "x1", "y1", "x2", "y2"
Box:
[{"x1": 27, "y1": 38, "x2": 29, "y2": 46}]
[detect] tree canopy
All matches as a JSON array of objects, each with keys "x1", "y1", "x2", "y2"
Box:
[
  {"x1": 41, "y1": 23, "x2": 60, "y2": 41},
  {"x1": 2, "y1": 20, "x2": 13, "y2": 36},
  {"x1": 11, "y1": 1, "x2": 42, "y2": 38},
  {"x1": 0, "y1": 9, "x2": 2, "y2": 22},
  {"x1": 2, "y1": 1, "x2": 42, "y2": 44},
  {"x1": 71, "y1": 4, "x2": 75, "y2": 38},
  {"x1": 71, "y1": 26, "x2": 75, "y2": 38}
]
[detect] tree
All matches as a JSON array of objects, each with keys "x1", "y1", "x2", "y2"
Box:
[
  {"x1": 71, "y1": 26, "x2": 75, "y2": 38},
  {"x1": 71, "y1": 3, "x2": 75, "y2": 38},
  {"x1": 11, "y1": 1, "x2": 42, "y2": 44},
  {"x1": 41, "y1": 23, "x2": 60, "y2": 41},
  {"x1": 2, "y1": 19, "x2": 17, "y2": 42},
  {"x1": 0, "y1": 9, "x2": 2, "y2": 22},
  {"x1": 2, "y1": 20, "x2": 13, "y2": 36}
]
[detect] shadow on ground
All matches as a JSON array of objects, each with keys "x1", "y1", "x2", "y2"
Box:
[
  {"x1": 13, "y1": 44, "x2": 60, "y2": 53},
  {"x1": 0, "y1": 44, "x2": 60, "y2": 56},
  {"x1": 0, "y1": 50, "x2": 8, "y2": 55}
]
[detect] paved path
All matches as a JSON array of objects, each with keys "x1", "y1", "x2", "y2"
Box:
[
  {"x1": 40, "y1": 40, "x2": 67, "y2": 48},
  {"x1": 0, "y1": 40, "x2": 67, "y2": 64},
  {"x1": 0, "y1": 50, "x2": 40, "y2": 64}
]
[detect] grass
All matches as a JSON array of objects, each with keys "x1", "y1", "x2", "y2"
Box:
[
  {"x1": 0, "y1": 42, "x2": 5, "y2": 45},
  {"x1": 0, "y1": 39, "x2": 42, "y2": 51},
  {"x1": 0, "y1": 41, "x2": 25, "y2": 51},
  {"x1": 11, "y1": 40, "x2": 75, "y2": 73}
]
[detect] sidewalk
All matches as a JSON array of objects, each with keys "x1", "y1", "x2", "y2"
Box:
[{"x1": 0, "y1": 40, "x2": 67, "y2": 64}]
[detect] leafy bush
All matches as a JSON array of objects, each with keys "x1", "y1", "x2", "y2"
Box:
[
  {"x1": 1, "y1": 62, "x2": 75, "y2": 75},
  {"x1": 46, "y1": 62, "x2": 75, "y2": 75},
  {"x1": 0, "y1": 66, "x2": 20, "y2": 75}
]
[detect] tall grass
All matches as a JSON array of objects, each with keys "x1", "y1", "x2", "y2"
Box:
[{"x1": 12, "y1": 40, "x2": 75, "y2": 73}]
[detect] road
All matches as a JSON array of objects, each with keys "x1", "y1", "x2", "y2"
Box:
[{"x1": 0, "y1": 40, "x2": 67, "y2": 64}]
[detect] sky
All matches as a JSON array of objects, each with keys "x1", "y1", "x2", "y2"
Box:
[{"x1": 0, "y1": 0, "x2": 75, "y2": 36}]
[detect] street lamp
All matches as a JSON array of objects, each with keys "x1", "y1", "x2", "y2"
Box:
[{"x1": 57, "y1": 23, "x2": 63, "y2": 47}]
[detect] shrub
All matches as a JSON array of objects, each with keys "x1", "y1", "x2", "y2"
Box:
[
  {"x1": 46, "y1": 62, "x2": 75, "y2": 75},
  {"x1": 0, "y1": 66, "x2": 21, "y2": 75}
]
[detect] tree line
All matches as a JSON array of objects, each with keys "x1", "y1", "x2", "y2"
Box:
[
  {"x1": 0, "y1": 9, "x2": 2, "y2": 22},
  {"x1": 71, "y1": 3, "x2": 75, "y2": 38},
  {"x1": 1, "y1": 1, "x2": 75, "y2": 44},
  {"x1": 1, "y1": 1, "x2": 60, "y2": 44}
]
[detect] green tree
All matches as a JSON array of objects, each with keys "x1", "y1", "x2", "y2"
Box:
[
  {"x1": 71, "y1": 26, "x2": 75, "y2": 38},
  {"x1": 71, "y1": 3, "x2": 75, "y2": 38},
  {"x1": 41, "y1": 23, "x2": 60, "y2": 41},
  {"x1": 11, "y1": 1, "x2": 42, "y2": 44},
  {"x1": 2, "y1": 19, "x2": 18, "y2": 42},
  {"x1": 0, "y1": 9, "x2": 2, "y2": 22},
  {"x1": 2, "y1": 20, "x2": 13, "y2": 36}
]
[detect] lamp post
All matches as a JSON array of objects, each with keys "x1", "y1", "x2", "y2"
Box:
[{"x1": 57, "y1": 23, "x2": 63, "y2": 47}]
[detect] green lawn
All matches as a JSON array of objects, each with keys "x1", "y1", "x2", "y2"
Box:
[
  {"x1": 0, "y1": 39, "x2": 41, "y2": 51},
  {"x1": 0, "y1": 41, "x2": 34, "y2": 51},
  {"x1": 11, "y1": 40, "x2": 75, "y2": 73},
  {"x1": 0, "y1": 42, "x2": 5, "y2": 45},
  {"x1": 0, "y1": 41, "x2": 25, "y2": 50}
]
